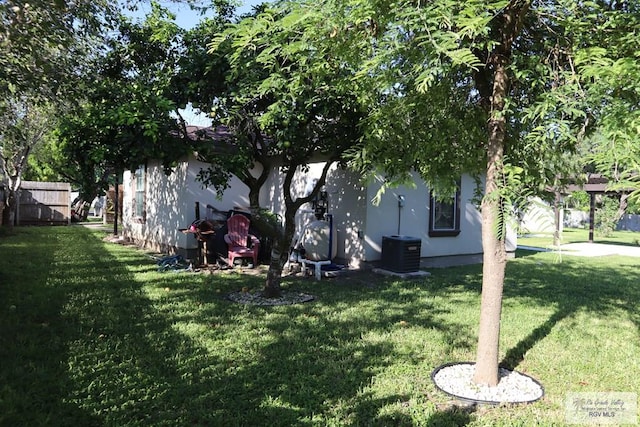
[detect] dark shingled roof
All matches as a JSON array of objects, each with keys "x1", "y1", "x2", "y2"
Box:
[{"x1": 182, "y1": 125, "x2": 233, "y2": 141}]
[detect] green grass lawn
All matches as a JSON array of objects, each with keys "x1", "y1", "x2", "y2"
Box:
[{"x1": 1, "y1": 226, "x2": 639, "y2": 426}]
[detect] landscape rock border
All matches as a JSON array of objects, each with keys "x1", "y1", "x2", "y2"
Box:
[{"x1": 431, "y1": 362, "x2": 544, "y2": 405}]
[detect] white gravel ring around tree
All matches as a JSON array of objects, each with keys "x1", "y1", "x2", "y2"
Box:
[{"x1": 432, "y1": 362, "x2": 544, "y2": 405}]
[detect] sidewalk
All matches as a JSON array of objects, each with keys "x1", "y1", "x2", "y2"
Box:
[{"x1": 559, "y1": 242, "x2": 640, "y2": 257}]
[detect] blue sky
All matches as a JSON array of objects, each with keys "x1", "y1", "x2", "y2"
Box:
[{"x1": 129, "y1": 0, "x2": 266, "y2": 29}]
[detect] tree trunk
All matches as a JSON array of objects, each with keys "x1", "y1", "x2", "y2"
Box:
[
  {"x1": 263, "y1": 244, "x2": 285, "y2": 298},
  {"x1": 2, "y1": 174, "x2": 23, "y2": 227},
  {"x1": 2, "y1": 189, "x2": 16, "y2": 227},
  {"x1": 245, "y1": 180, "x2": 285, "y2": 298},
  {"x1": 472, "y1": 0, "x2": 531, "y2": 388},
  {"x1": 262, "y1": 204, "x2": 297, "y2": 298},
  {"x1": 473, "y1": 58, "x2": 509, "y2": 387},
  {"x1": 616, "y1": 192, "x2": 629, "y2": 224},
  {"x1": 553, "y1": 190, "x2": 562, "y2": 247},
  {"x1": 256, "y1": 160, "x2": 333, "y2": 298},
  {"x1": 248, "y1": 192, "x2": 259, "y2": 210}
]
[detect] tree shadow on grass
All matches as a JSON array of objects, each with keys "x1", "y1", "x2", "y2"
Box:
[
  {"x1": 500, "y1": 252, "x2": 640, "y2": 371},
  {"x1": 426, "y1": 405, "x2": 475, "y2": 426},
  {"x1": 0, "y1": 227, "x2": 103, "y2": 425},
  {"x1": 514, "y1": 248, "x2": 548, "y2": 259},
  {"x1": 163, "y1": 271, "x2": 478, "y2": 425},
  {"x1": 423, "y1": 249, "x2": 640, "y2": 409},
  {"x1": 0, "y1": 226, "x2": 483, "y2": 425},
  {"x1": 499, "y1": 308, "x2": 572, "y2": 371},
  {"x1": 13, "y1": 227, "x2": 638, "y2": 425}
]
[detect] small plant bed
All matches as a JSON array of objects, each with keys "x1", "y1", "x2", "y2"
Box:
[{"x1": 431, "y1": 362, "x2": 544, "y2": 405}]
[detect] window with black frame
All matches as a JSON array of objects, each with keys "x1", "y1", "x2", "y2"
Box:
[{"x1": 429, "y1": 182, "x2": 461, "y2": 237}]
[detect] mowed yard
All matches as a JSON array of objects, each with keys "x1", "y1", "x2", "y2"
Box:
[{"x1": 1, "y1": 226, "x2": 639, "y2": 426}]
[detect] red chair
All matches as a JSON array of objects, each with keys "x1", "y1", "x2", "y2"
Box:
[{"x1": 224, "y1": 214, "x2": 260, "y2": 267}]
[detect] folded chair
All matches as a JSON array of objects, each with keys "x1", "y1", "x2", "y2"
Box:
[{"x1": 224, "y1": 214, "x2": 260, "y2": 267}]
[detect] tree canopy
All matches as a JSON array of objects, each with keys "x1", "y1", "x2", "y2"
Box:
[
  {"x1": 0, "y1": 0, "x2": 116, "y2": 101},
  {"x1": 0, "y1": 0, "x2": 232, "y2": 222},
  {"x1": 7, "y1": 0, "x2": 639, "y2": 390},
  {"x1": 54, "y1": 5, "x2": 196, "y2": 203},
  {"x1": 290, "y1": 0, "x2": 639, "y2": 385},
  {"x1": 198, "y1": 1, "x2": 365, "y2": 295},
  {"x1": 0, "y1": 0, "x2": 120, "y2": 224},
  {"x1": 576, "y1": 1, "x2": 640, "y2": 200}
]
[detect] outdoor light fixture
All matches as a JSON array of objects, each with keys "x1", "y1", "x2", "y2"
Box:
[{"x1": 312, "y1": 190, "x2": 328, "y2": 218}]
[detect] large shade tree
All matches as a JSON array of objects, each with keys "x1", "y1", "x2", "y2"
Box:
[
  {"x1": 578, "y1": 2, "x2": 640, "y2": 210},
  {"x1": 0, "y1": 0, "x2": 118, "y2": 225},
  {"x1": 0, "y1": 97, "x2": 59, "y2": 225},
  {"x1": 315, "y1": 0, "x2": 634, "y2": 387},
  {"x1": 54, "y1": 5, "x2": 196, "y2": 210},
  {"x1": 1, "y1": 0, "x2": 207, "y2": 223},
  {"x1": 0, "y1": 0, "x2": 115, "y2": 99},
  {"x1": 194, "y1": 3, "x2": 365, "y2": 297}
]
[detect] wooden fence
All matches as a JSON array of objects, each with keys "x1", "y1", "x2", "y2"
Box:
[{"x1": 17, "y1": 181, "x2": 71, "y2": 225}]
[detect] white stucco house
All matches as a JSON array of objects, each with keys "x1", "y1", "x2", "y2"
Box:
[{"x1": 120, "y1": 133, "x2": 516, "y2": 269}]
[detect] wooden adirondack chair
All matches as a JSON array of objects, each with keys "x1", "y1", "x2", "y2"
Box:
[{"x1": 224, "y1": 214, "x2": 260, "y2": 267}]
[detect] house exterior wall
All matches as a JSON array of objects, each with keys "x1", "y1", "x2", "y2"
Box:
[
  {"x1": 261, "y1": 162, "x2": 369, "y2": 268},
  {"x1": 260, "y1": 166, "x2": 514, "y2": 267},
  {"x1": 122, "y1": 157, "x2": 516, "y2": 266},
  {"x1": 122, "y1": 159, "x2": 189, "y2": 253},
  {"x1": 363, "y1": 173, "x2": 489, "y2": 261},
  {"x1": 565, "y1": 209, "x2": 589, "y2": 228},
  {"x1": 122, "y1": 155, "x2": 251, "y2": 254},
  {"x1": 324, "y1": 166, "x2": 369, "y2": 267},
  {"x1": 259, "y1": 162, "x2": 318, "y2": 240}
]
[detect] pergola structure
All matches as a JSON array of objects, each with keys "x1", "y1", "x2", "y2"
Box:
[{"x1": 565, "y1": 174, "x2": 631, "y2": 243}]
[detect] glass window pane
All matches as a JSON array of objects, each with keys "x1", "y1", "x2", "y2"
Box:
[
  {"x1": 433, "y1": 199, "x2": 456, "y2": 230},
  {"x1": 429, "y1": 180, "x2": 461, "y2": 237},
  {"x1": 134, "y1": 165, "x2": 145, "y2": 218}
]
